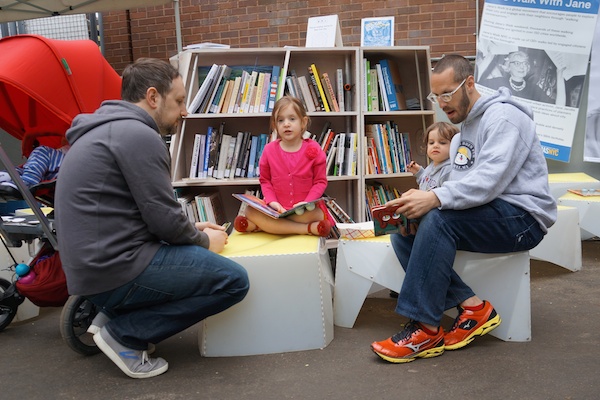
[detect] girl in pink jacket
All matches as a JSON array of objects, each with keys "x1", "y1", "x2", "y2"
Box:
[{"x1": 234, "y1": 96, "x2": 332, "y2": 236}]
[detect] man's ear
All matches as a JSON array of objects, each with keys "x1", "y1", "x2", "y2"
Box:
[{"x1": 146, "y1": 87, "x2": 160, "y2": 109}]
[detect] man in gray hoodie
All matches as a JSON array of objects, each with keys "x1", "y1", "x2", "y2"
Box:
[
  {"x1": 55, "y1": 58, "x2": 249, "y2": 378},
  {"x1": 371, "y1": 54, "x2": 556, "y2": 363}
]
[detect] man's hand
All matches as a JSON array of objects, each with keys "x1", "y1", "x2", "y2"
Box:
[
  {"x1": 385, "y1": 189, "x2": 441, "y2": 220},
  {"x1": 203, "y1": 227, "x2": 228, "y2": 253}
]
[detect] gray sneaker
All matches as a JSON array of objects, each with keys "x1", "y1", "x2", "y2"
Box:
[
  {"x1": 93, "y1": 326, "x2": 168, "y2": 379},
  {"x1": 87, "y1": 311, "x2": 111, "y2": 335},
  {"x1": 88, "y1": 312, "x2": 156, "y2": 354}
]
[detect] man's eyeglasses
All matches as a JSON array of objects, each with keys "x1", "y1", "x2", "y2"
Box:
[
  {"x1": 427, "y1": 78, "x2": 466, "y2": 104},
  {"x1": 509, "y1": 61, "x2": 530, "y2": 68}
]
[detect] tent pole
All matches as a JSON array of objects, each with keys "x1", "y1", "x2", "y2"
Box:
[{"x1": 174, "y1": 0, "x2": 182, "y2": 53}]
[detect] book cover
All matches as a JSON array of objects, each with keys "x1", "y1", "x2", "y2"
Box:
[
  {"x1": 194, "y1": 194, "x2": 208, "y2": 222},
  {"x1": 310, "y1": 64, "x2": 330, "y2": 112},
  {"x1": 316, "y1": 120, "x2": 331, "y2": 146},
  {"x1": 380, "y1": 59, "x2": 407, "y2": 110},
  {"x1": 255, "y1": 133, "x2": 269, "y2": 177},
  {"x1": 369, "y1": 69, "x2": 379, "y2": 112},
  {"x1": 251, "y1": 72, "x2": 265, "y2": 113},
  {"x1": 371, "y1": 204, "x2": 408, "y2": 236},
  {"x1": 321, "y1": 72, "x2": 340, "y2": 112},
  {"x1": 227, "y1": 76, "x2": 242, "y2": 113},
  {"x1": 305, "y1": 69, "x2": 322, "y2": 111},
  {"x1": 325, "y1": 198, "x2": 354, "y2": 223},
  {"x1": 208, "y1": 65, "x2": 232, "y2": 113},
  {"x1": 240, "y1": 132, "x2": 254, "y2": 178},
  {"x1": 215, "y1": 134, "x2": 232, "y2": 179},
  {"x1": 217, "y1": 80, "x2": 232, "y2": 113},
  {"x1": 375, "y1": 63, "x2": 390, "y2": 111},
  {"x1": 335, "y1": 132, "x2": 347, "y2": 176},
  {"x1": 267, "y1": 65, "x2": 280, "y2": 112},
  {"x1": 189, "y1": 63, "x2": 219, "y2": 114},
  {"x1": 308, "y1": 66, "x2": 325, "y2": 111},
  {"x1": 228, "y1": 131, "x2": 244, "y2": 178},
  {"x1": 361, "y1": 16, "x2": 394, "y2": 47},
  {"x1": 297, "y1": 75, "x2": 316, "y2": 112},
  {"x1": 209, "y1": 122, "x2": 225, "y2": 177},
  {"x1": 259, "y1": 72, "x2": 271, "y2": 113},
  {"x1": 336, "y1": 68, "x2": 345, "y2": 112},
  {"x1": 189, "y1": 133, "x2": 203, "y2": 178},
  {"x1": 233, "y1": 70, "x2": 250, "y2": 113},
  {"x1": 235, "y1": 131, "x2": 251, "y2": 177},
  {"x1": 247, "y1": 135, "x2": 260, "y2": 178},
  {"x1": 199, "y1": 64, "x2": 227, "y2": 113},
  {"x1": 199, "y1": 126, "x2": 213, "y2": 179},
  {"x1": 233, "y1": 193, "x2": 328, "y2": 219},
  {"x1": 223, "y1": 135, "x2": 237, "y2": 178}
]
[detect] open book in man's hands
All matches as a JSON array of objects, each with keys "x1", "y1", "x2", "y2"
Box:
[
  {"x1": 233, "y1": 193, "x2": 327, "y2": 219},
  {"x1": 371, "y1": 204, "x2": 409, "y2": 236}
]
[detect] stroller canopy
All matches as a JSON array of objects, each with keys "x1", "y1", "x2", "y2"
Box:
[{"x1": 0, "y1": 34, "x2": 122, "y2": 157}]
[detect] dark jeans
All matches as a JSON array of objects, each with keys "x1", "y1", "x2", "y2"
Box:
[
  {"x1": 390, "y1": 198, "x2": 544, "y2": 327},
  {"x1": 88, "y1": 244, "x2": 249, "y2": 349}
]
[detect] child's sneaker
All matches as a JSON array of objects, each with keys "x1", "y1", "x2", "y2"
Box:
[
  {"x1": 93, "y1": 326, "x2": 168, "y2": 379},
  {"x1": 444, "y1": 300, "x2": 501, "y2": 350},
  {"x1": 371, "y1": 321, "x2": 445, "y2": 363}
]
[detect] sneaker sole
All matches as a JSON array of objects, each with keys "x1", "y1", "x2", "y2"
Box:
[
  {"x1": 93, "y1": 332, "x2": 167, "y2": 379},
  {"x1": 445, "y1": 314, "x2": 502, "y2": 351},
  {"x1": 87, "y1": 325, "x2": 101, "y2": 335},
  {"x1": 371, "y1": 344, "x2": 445, "y2": 363}
]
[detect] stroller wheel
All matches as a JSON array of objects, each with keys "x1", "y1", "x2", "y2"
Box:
[
  {"x1": 0, "y1": 278, "x2": 20, "y2": 331},
  {"x1": 60, "y1": 295, "x2": 101, "y2": 356}
]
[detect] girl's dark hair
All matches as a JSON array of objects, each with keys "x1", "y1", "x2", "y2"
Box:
[{"x1": 121, "y1": 58, "x2": 180, "y2": 102}]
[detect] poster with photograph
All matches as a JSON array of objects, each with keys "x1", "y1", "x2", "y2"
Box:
[
  {"x1": 476, "y1": 0, "x2": 599, "y2": 163},
  {"x1": 361, "y1": 16, "x2": 394, "y2": 47},
  {"x1": 585, "y1": 16, "x2": 600, "y2": 162}
]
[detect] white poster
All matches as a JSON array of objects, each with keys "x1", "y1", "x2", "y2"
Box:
[
  {"x1": 476, "y1": 0, "x2": 599, "y2": 163},
  {"x1": 585, "y1": 16, "x2": 600, "y2": 162}
]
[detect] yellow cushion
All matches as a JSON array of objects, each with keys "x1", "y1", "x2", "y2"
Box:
[{"x1": 221, "y1": 231, "x2": 320, "y2": 257}]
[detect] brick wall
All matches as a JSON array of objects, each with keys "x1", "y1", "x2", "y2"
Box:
[{"x1": 102, "y1": 0, "x2": 480, "y2": 73}]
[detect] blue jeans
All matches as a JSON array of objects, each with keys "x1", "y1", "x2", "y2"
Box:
[
  {"x1": 88, "y1": 244, "x2": 249, "y2": 350},
  {"x1": 390, "y1": 198, "x2": 544, "y2": 327}
]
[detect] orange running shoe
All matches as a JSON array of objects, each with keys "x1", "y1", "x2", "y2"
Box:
[
  {"x1": 444, "y1": 300, "x2": 501, "y2": 350},
  {"x1": 371, "y1": 321, "x2": 445, "y2": 363}
]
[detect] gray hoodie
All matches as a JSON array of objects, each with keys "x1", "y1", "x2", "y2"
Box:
[
  {"x1": 433, "y1": 87, "x2": 556, "y2": 232},
  {"x1": 55, "y1": 100, "x2": 208, "y2": 295}
]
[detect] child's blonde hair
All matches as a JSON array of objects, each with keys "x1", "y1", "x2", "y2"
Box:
[
  {"x1": 424, "y1": 121, "x2": 459, "y2": 144},
  {"x1": 270, "y1": 96, "x2": 311, "y2": 135}
]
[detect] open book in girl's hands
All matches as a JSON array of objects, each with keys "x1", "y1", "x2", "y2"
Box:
[
  {"x1": 233, "y1": 193, "x2": 327, "y2": 219},
  {"x1": 371, "y1": 204, "x2": 409, "y2": 236}
]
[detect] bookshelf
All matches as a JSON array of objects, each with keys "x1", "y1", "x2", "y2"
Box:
[
  {"x1": 359, "y1": 47, "x2": 435, "y2": 220},
  {"x1": 169, "y1": 47, "x2": 361, "y2": 225},
  {"x1": 168, "y1": 46, "x2": 434, "y2": 226}
]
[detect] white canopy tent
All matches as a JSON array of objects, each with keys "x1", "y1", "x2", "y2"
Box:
[{"x1": 0, "y1": 0, "x2": 183, "y2": 52}]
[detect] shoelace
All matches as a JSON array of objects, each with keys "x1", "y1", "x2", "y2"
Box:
[
  {"x1": 449, "y1": 306, "x2": 465, "y2": 331},
  {"x1": 140, "y1": 350, "x2": 149, "y2": 365},
  {"x1": 391, "y1": 320, "x2": 420, "y2": 343}
]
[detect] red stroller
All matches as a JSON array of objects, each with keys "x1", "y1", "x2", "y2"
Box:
[{"x1": 0, "y1": 34, "x2": 122, "y2": 355}]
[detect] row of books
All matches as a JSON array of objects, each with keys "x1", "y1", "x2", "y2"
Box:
[
  {"x1": 364, "y1": 121, "x2": 413, "y2": 175},
  {"x1": 177, "y1": 191, "x2": 227, "y2": 226},
  {"x1": 364, "y1": 182, "x2": 402, "y2": 221},
  {"x1": 362, "y1": 58, "x2": 414, "y2": 112},
  {"x1": 189, "y1": 122, "x2": 272, "y2": 179},
  {"x1": 284, "y1": 64, "x2": 346, "y2": 113},
  {"x1": 189, "y1": 64, "x2": 281, "y2": 114}
]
